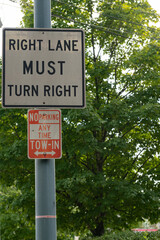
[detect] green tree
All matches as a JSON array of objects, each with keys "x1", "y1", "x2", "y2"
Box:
[
  {"x1": 51, "y1": 0, "x2": 160, "y2": 236},
  {"x1": 1, "y1": 0, "x2": 160, "y2": 238},
  {"x1": 0, "y1": 60, "x2": 35, "y2": 238}
]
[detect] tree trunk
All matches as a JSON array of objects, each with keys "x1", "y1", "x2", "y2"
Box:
[{"x1": 91, "y1": 220, "x2": 105, "y2": 237}]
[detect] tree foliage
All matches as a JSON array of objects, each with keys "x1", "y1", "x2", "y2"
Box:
[
  {"x1": 0, "y1": 60, "x2": 35, "y2": 238},
  {"x1": 1, "y1": 0, "x2": 160, "y2": 238}
]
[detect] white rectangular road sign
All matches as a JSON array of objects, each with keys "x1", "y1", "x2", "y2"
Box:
[
  {"x1": 28, "y1": 109, "x2": 62, "y2": 159},
  {"x1": 2, "y1": 28, "x2": 85, "y2": 108}
]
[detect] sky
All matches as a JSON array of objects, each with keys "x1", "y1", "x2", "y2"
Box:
[
  {"x1": 0, "y1": 0, "x2": 22, "y2": 27},
  {"x1": 148, "y1": 0, "x2": 160, "y2": 11},
  {"x1": 0, "y1": 0, "x2": 22, "y2": 56},
  {"x1": 0, "y1": 0, "x2": 160, "y2": 56}
]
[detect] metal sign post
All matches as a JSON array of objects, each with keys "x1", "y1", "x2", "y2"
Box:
[{"x1": 34, "y1": 0, "x2": 57, "y2": 239}]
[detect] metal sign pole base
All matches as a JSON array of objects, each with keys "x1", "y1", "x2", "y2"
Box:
[{"x1": 35, "y1": 159, "x2": 57, "y2": 240}]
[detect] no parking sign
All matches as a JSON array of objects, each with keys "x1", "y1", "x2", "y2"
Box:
[{"x1": 28, "y1": 109, "x2": 61, "y2": 159}]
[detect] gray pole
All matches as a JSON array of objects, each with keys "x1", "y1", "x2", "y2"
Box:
[
  {"x1": 34, "y1": 0, "x2": 57, "y2": 240},
  {"x1": 35, "y1": 159, "x2": 57, "y2": 240},
  {"x1": 34, "y1": 0, "x2": 51, "y2": 28}
]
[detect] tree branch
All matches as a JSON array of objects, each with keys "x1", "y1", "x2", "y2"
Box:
[{"x1": 122, "y1": 147, "x2": 147, "y2": 180}]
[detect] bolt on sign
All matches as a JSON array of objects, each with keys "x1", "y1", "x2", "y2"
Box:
[
  {"x1": 28, "y1": 110, "x2": 61, "y2": 159},
  {"x1": 2, "y1": 28, "x2": 85, "y2": 108}
]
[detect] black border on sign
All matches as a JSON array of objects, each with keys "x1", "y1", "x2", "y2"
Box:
[{"x1": 2, "y1": 28, "x2": 85, "y2": 109}]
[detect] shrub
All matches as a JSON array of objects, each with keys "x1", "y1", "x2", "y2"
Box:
[{"x1": 80, "y1": 230, "x2": 160, "y2": 240}]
